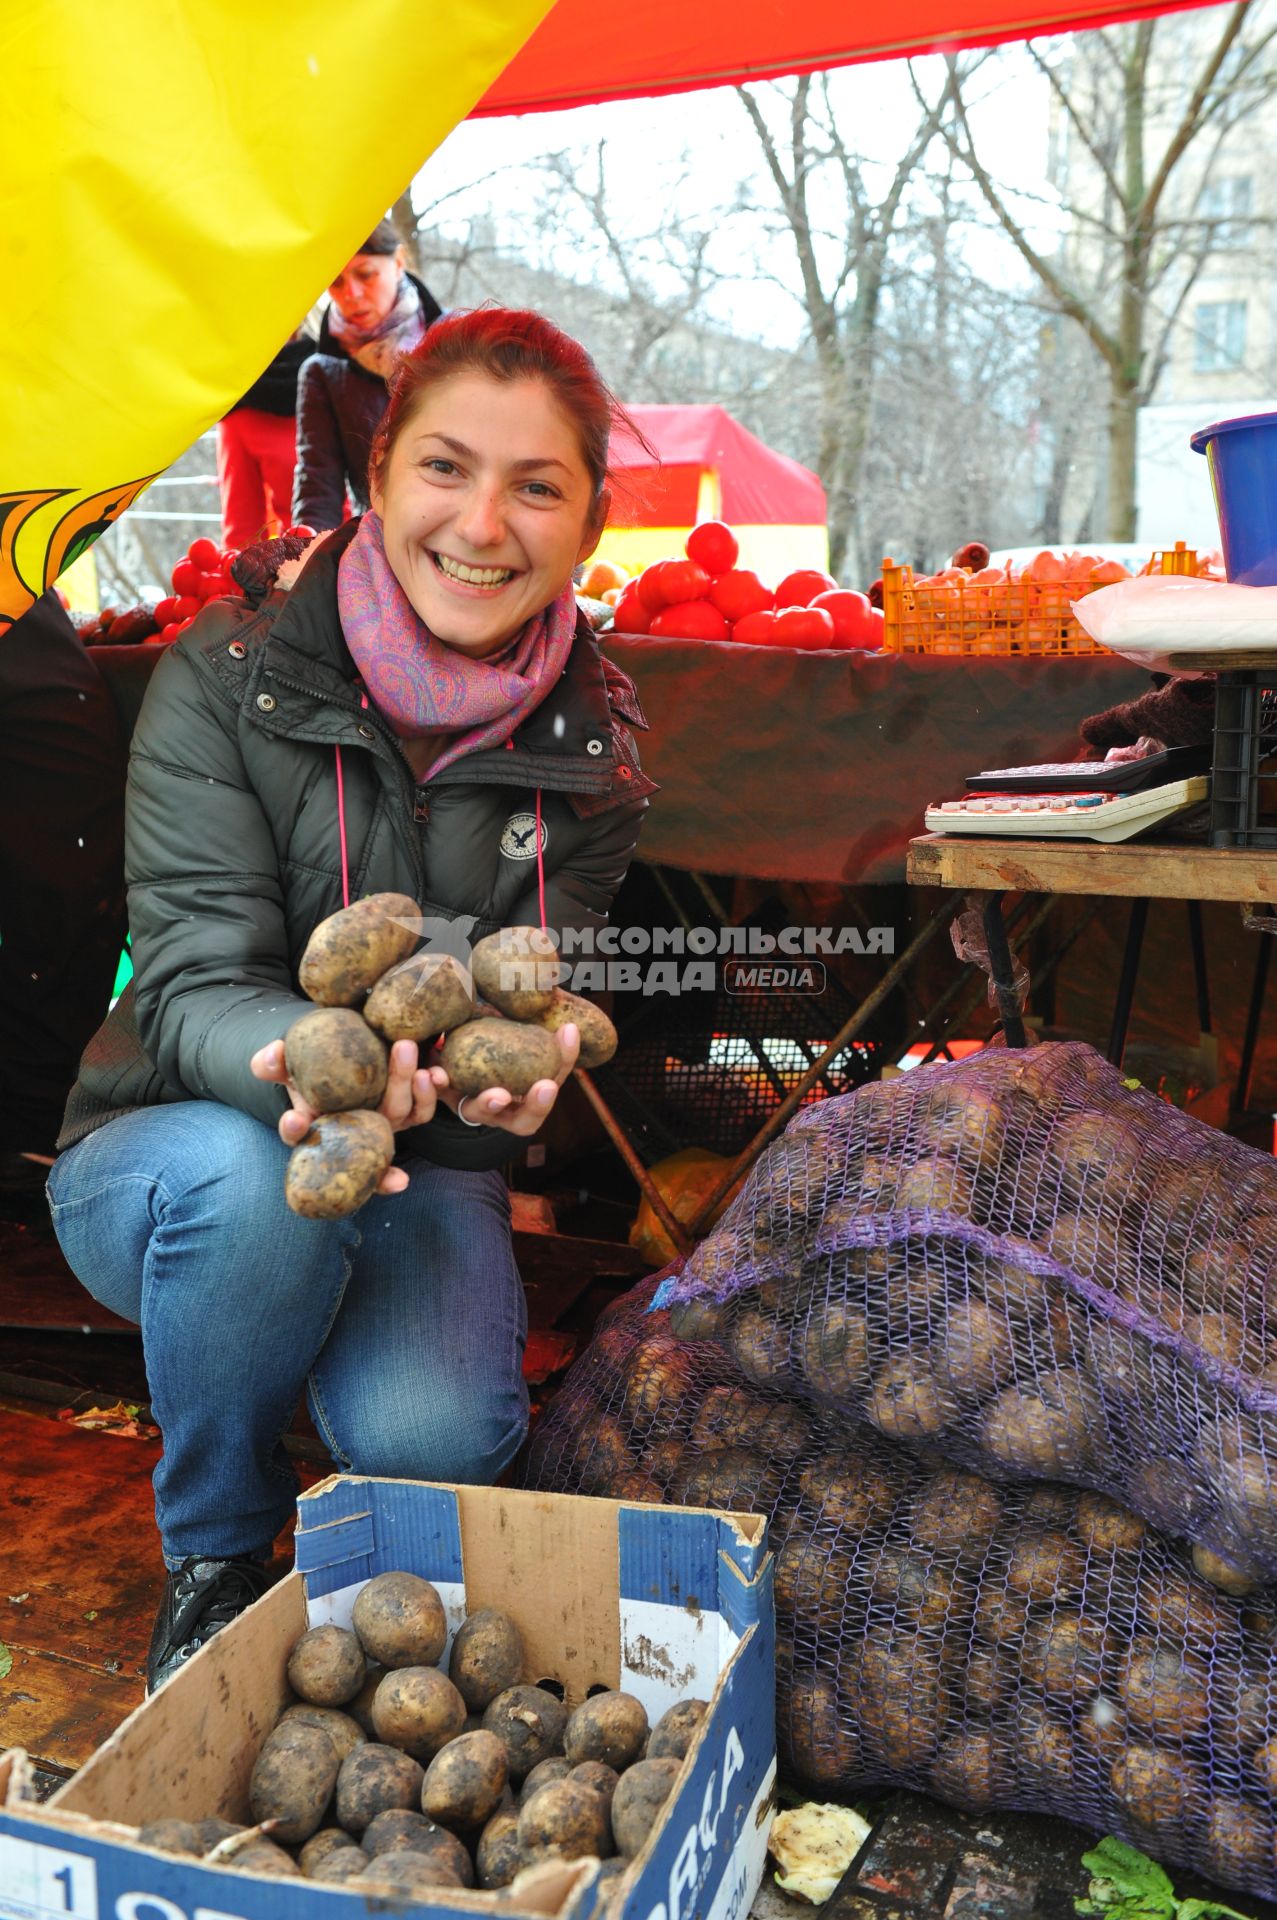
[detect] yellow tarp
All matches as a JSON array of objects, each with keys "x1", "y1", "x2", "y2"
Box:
[{"x1": 0, "y1": 0, "x2": 554, "y2": 629}]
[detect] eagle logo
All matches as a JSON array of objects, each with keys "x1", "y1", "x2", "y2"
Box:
[{"x1": 499, "y1": 812, "x2": 547, "y2": 860}]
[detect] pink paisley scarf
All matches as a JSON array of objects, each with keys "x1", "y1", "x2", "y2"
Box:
[{"x1": 336, "y1": 511, "x2": 577, "y2": 778}]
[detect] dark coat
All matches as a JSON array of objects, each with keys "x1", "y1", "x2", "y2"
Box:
[
  {"x1": 292, "y1": 274, "x2": 443, "y2": 529},
  {"x1": 58, "y1": 522, "x2": 654, "y2": 1171}
]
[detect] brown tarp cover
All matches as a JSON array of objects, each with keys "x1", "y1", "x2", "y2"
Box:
[{"x1": 607, "y1": 637, "x2": 1153, "y2": 885}]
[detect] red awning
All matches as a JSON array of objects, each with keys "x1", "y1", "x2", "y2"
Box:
[
  {"x1": 475, "y1": 0, "x2": 1211, "y2": 114},
  {"x1": 612, "y1": 405, "x2": 827, "y2": 525}
]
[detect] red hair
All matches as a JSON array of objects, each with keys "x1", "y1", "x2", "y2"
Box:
[{"x1": 370, "y1": 307, "x2": 640, "y2": 502}]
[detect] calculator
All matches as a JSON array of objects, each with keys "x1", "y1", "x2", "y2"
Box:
[
  {"x1": 964, "y1": 743, "x2": 1209, "y2": 795},
  {"x1": 924, "y1": 777, "x2": 1209, "y2": 842}
]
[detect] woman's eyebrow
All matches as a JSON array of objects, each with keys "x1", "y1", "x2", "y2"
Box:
[{"x1": 421, "y1": 433, "x2": 569, "y2": 474}]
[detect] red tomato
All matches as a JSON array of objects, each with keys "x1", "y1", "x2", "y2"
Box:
[
  {"x1": 709, "y1": 569, "x2": 773, "y2": 624},
  {"x1": 811, "y1": 588, "x2": 878, "y2": 648},
  {"x1": 731, "y1": 609, "x2": 780, "y2": 646},
  {"x1": 636, "y1": 561, "x2": 677, "y2": 611},
  {"x1": 685, "y1": 521, "x2": 739, "y2": 573},
  {"x1": 775, "y1": 568, "x2": 838, "y2": 608},
  {"x1": 155, "y1": 623, "x2": 180, "y2": 646},
  {"x1": 646, "y1": 559, "x2": 711, "y2": 607},
  {"x1": 173, "y1": 595, "x2": 201, "y2": 622},
  {"x1": 650, "y1": 601, "x2": 730, "y2": 642},
  {"x1": 611, "y1": 583, "x2": 652, "y2": 634},
  {"x1": 773, "y1": 605, "x2": 837, "y2": 650},
  {"x1": 861, "y1": 607, "x2": 886, "y2": 650},
  {"x1": 171, "y1": 560, "x2": 200, "y2": 597},
  {"x1": 196, "y1": 571, "x2": 225, "y2": 600},
  {"x1": 285, "y1": 523, "x2": 317, "y2": 541},
  {"x1": 152, "y1": 595, "x2": 178, "y2": 626},
  {"x1": 188, "y1": 536, "x2": 221, "y2": 571}
]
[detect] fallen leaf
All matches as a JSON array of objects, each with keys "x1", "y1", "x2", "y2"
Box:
[
  {"x1": 83, "y1": 1610, "x2": 98, "y2": 1622},
  {"x1": 0, "y1": 1642, "x2": 13, "y2": 1681},
  {"x1": 7, "y1": 1594, "x2": 29, "y2": 1604}
]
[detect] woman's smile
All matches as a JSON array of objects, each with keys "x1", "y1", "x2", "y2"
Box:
[{"x1": 430, "y1": 551, "x2": 520, "y2": 593}]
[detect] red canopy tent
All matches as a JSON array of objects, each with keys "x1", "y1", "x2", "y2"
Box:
[
  {"x1": 600, "y1": 404, "x2": 829, "y2": 578},
  {"x1": 475, "y1": 0, "x2": 1213, "y2": 113}
]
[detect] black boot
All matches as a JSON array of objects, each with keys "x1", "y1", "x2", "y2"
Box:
[{"x1": 147, "y1": 1556, "x2": 271, "y2": 1693}]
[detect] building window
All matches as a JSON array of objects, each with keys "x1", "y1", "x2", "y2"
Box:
[
  {"x1": 1194, "y1": 300, "x2": 1248, "y2": 372},
  {"x1": 1199, "y1": 175, "x2": 1254, "y2": 249}
]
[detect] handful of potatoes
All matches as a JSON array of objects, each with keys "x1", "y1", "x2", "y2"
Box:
[
  {"x1": 135, "y1": 1563, "x2": 705, "y2": 1895},
  {"x1": 284, "y1": 903, "x2": 616, "y2": 1218}
]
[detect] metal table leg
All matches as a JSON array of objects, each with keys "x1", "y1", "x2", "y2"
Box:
[
  {"x1": 980, "y1": 892, "x2": 1027, "y2": 1049},
  {"x1": 1106, "y1": 897, "x2": 1148, "y2": 1068},
  {"x1": 1186, "y1": 900, "x2": 1212, "y2": 1034},
  {"x1": 1235, "y1": 932, "x2": 1272, "y2": 1115}
]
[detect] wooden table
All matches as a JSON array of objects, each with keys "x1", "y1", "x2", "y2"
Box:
[{"x1": 906, "y1": 834, "x2": 1277, "y2": 1097}]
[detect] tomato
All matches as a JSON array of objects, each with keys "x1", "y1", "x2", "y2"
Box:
[
  {"x1": 152, "y1": 595, "x2": 178, "y2": 626},
  {"x1": 861, "y1": 607, "x2": 886, "y2": 650},
  {"x1": 709, "y1": 569, "x2": 773, "y2": 624},
  {"x1": 775, "y1": 568, "x2": 838, "y2": 608},
  {"x1": 611, "y1": 583, "x2": 652, "y2": 634},
  {"x1": 173, "y1": 595, "x2": 201, "y2": 622},
  {"x1": 156, "y1": 623, "x2": 181, "y2": 646},
  {"x1": 650, "y1": 601, "x2": 730, "y2": 642},
  {"x1": 773, "y1": 605, "x2": 837, "y2": 649},
  {"x1": 685, "y1": 520, "x2": 739, "y2": 573},
  {"x1": 171, "y1": 560, "x2": 200, "y2": 597},
  {"x1": 811, "y1": 589, "x2": 878, "y2": 648},
  {"x1": 643, "y1": 559, "x2": 712, "y2": 608},
  {"x1": 636, "y1": 562, "x2": 677, "y2": 611},
  {"x1": 196, "y1": 570, "x2": 226, "y2": 600},
  {"x1": 731, "y1": 609, "x2": 780, "y2": 646},
  {"x1": 188, "y1": 536, "x2": 221, "y2": 572},
  {"x1": 285, "y1": 523, "x2": 317, "y2": 541}
]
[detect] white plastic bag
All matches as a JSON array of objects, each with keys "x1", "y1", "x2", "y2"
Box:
[{"x1": 1072, "y1": 574, "x2": 1277, "y2": 672}]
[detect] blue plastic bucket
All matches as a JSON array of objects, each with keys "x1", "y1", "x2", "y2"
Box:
[{"x1": 1190, "y1": 410, "x2": 1277, "y2": 584}]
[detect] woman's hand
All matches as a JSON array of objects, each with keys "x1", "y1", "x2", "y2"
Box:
[
  {"x1": 250, "y1": 1038, "x2": 449, "y2": 1197},
  {"x1": 434, "y1": 1023, "x2": 581, "y2": 1138}
]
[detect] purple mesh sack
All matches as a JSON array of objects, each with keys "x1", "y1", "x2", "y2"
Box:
[
  {"x1": 524, "y1": 1286, "x2": 1277, "y2": 1906},
  {"x1": 658, "y1": 1041, "x2": 1277, "y2": 1591}
]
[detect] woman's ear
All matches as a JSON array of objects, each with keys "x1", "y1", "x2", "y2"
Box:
[{"x1": 576, "y1": 487, "x2": 612, "y2": 565}]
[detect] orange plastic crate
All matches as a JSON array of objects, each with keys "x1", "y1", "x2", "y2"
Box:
[{"x1": 880, "y1": 545, "x2": 1199, "y2": 657}]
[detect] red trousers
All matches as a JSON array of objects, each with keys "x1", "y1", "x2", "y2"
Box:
[{"x1": 217, "y1": 408, "x2": 298, "y2": 550}]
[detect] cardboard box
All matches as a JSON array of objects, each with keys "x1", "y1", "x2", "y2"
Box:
[{"x1": 0, "y1": 1478, "x2": 775, "y2": 1920}]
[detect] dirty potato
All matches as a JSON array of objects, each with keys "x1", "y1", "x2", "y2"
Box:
[
  {"x1": 909, "y1": 1470, "x2": 1002, "y2": 1555},
  {"x1": 518, "y1": 1779, "x2": 613, "y2": 1861},
  {"x1": 334, "y1": 1743, "x2": 426, "y2": 1835},
  {"x1": 798, "y1": 1303, "x2": 871, "y2": 1400},
  {"x1": 420, "y1": 1729, "x2": 509, "y2": 1828},
  {"x1": 284, "y1": 1008, "x2": 388, "y2": 1113},
  {"x1": 477, "y1": 1808, "x2": 525, "y2": 1888},
  {"x1": 471, "y1": 927, "x2": 560, "y2": 1019},
  {"x1": 520, "y1": 1757, "x2": 573, "y2": 1804},
  {"x1": 611, "y1": 1757, "x2": 681, "y2": 1857},
  {"x1": 864, "y1": 1353, "x2": 960, "y2": 1442},
  {"x1": 352, "y1": 1571, "x2": 447, "y2": 1669},
  {"x1": 300, "y1": 893, "x2": 421, "y2": 1005},
  {"x1": 135, "y1": 1820, "x2": 203, "y2": 1857},
  {"x1": 285, "y1": 1110, "x2": 395, "y2": 1219},
  {"x1": 286, "y1": 1623, "x2": 366, "y2": 1707},
  {"x1": 1117, "y1": 1642, "x2": 1211, "y2": 1742},
  {"x1": 482, "y1": 1685, "x2": 570, "y2": 1781},
  {"x1": 299, "y1": 1828, "x2": 359, "y2": 1877},
  {"x1": 1005, "y1": 1531, "x2": 1085, "y2": 1604},
  {"x1": 530, "y1": 988, "x2": 618, "y2": 1069},
  {"x1": 363, "y1": 950, "x2": 475, "y2": 1044},
  {"x1": 1110, "y1": 1744, "x2": 1205, "y2": 1833},
  {"x1": 932, "y1": 1730, "x2": 1008, "y2": 1811},
  {"x1": 248, "y1": 1718, "x2": 342, "y2": 1844},
  {"x1": 564, "y1": 1692, "x2": 649, "y2": 1771},
  {"x1": 1074, "y1": 1494, "x2": 1146, "y2": 1555},
  {"x1": 648, "y1": 1700, "x2": 708, "y2": 1762},
  {"x1": 371, "y1": 1666, "x2": 467, "y2": 1761},
  {"x1": 442, "y1": 1017, "x2": 561, "y2": 1097},
  {"x1": 449, "y1": 1607, "x2": 525, "y2": 1712},
  {"x1": 278, "y1": 1704, "x2": 366, "y2": 1760}
]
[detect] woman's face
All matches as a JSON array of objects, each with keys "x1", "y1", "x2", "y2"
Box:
[
  {"x1": 328, "y1": 249, "x2": 403, "y2": 330},
  {"x1": 370, "y1": 371, "x2": 608, "y2": 658}
]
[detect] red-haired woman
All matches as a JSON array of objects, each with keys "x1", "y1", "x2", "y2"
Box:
[{"x1": 47, "y1": 310, "x2": 654, "y2": 1689}]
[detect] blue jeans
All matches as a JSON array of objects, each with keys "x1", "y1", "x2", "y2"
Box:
[{"x1": 47, "y1": 1104, "x2": 528, "y2": 1565}]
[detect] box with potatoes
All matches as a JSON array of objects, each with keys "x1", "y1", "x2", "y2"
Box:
[{"x1": 0, "y1": 1478, "x2": 775, "y2": 1920}]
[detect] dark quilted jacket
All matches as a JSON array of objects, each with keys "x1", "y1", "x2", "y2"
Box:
[{"x1": 58, "y1": 521, "x2": 653, "y2": 1171}]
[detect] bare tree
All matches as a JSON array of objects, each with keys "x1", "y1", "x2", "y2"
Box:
[{"x1": 939, "y1": 3, "x2": 1277, "y2": 539}]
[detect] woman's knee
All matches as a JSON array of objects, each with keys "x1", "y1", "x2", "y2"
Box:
[{"x1": 327, "y1": 1372, "x2": 529, "y2": 1486}]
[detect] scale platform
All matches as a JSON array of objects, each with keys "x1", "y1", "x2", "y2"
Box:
[{"x1": 924, "y1": 776, "x2": 1209, "y2": 843}]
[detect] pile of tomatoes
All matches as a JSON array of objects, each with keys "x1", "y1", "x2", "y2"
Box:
[
  {"x1": 610, "y1": 523, "x2": 884, "y2": 651},
  {"x1": 149, "y1": 526, "x2": 315, "y2": 645}
]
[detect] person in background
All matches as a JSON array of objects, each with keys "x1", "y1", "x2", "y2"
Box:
[
  {"x1": 293, "y1": 220, "x2": 443, "y2": 532},
  {"x1": 216, "y1": 330, "x2": 312, "y2": 549},
  {"x1": 47, "y1": 308, "x2": 654, "y2": 1690}
]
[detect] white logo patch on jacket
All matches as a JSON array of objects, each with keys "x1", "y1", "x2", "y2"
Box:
[{"x1": 500, "y1": 812, "x2": 547, "y2": 860}]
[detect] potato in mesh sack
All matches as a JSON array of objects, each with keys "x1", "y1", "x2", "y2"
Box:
[
  {"x1": 660, "y1": 1041, "x2": 1277, "y2": 1585},
  {"x1": 523, "y1": 1287, "x2": 1277, "y2": 1906}
]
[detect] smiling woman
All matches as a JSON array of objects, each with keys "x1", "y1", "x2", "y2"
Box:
[{"x1": 45, "y1": 309, "x2": 655, "y2": 1692}]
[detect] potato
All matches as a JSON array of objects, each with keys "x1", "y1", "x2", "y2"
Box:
[
  {"x1": 1136, "y1": 1567, "x2": 1240, "y2": 1649},
  {"x1": 286, "y1": 1623, "x2": 366, "y2": 1707},
  {"x1": 671, "y1": 1448, "x2": 775, "y2": 1513},
  {"x1": 520, "y1": 1757, "x2": 573, "y2": 1804},
  {"x1": 648, "y1": 1699, "x2": 708, "y2": 1762},
  {"x1": 193, "y1": 1818, "x2": 242, "y2": 1851},
  {"x1": 963, "y1": 1644, "x2": 1010, "y2": 1715},
  {"x1": 572, "y1": 1761, "x2": 620, "y2": 1810},
  {"x1": 224, "y1": 1840, "x2": 301, "y2": 1877},
  {"x1": 1118, "y1": 1642, "x2": 1211, "y2": 1742},
  {"x1": 1252, "y1": 1737, "x2": 1277, "y2": 1796},
  {"x1": 1005, "y1": 1531, "x2": 1084, "y2": 1604},
  {"x1": 300, "y1": 892, "x2": 420, "y2": 1005},
  {"x1": 353, "y1": 1571, "x2": 447, "y2": 1668},
  {"x1": 372, "y1": 1665, "x2": 467, "y2": 1761},
  {"x1": 690, "y1": 1385, "x2": 808, "y2": 1460},
  {"x1": 923, "y1": 1081, "x2": 1008, "y2": 1174},
  {"x1": 980, "y1": 1380, "x2": 1092, "y2": 1476},
  {"x1": 892, "y1": 1156, "x2": 973, "y2": 1215},
  {"x1": 1013, "y1": 1706, "x2": 1074, "y2": 1792},
  {"x1": 1074, "y1": 1494, "x2": 1146, "y2": 1554},
  {"x1": 781, "y1": 1673, "x2": 860, "y2": 1787},
  {"x1": 932, "y1": 1730, "x2": 1007, "y2": 1810},
  {"x1": 866, "y1": 1546, "x2": 964, "y2": 1630},
  {"x1": 1020, "y1": 1612, "x2": 1108, "y2": 1704},
  {"x1": 347, "y1": 1663, "x2": 385, "y2": 1736},
  {"x1": 283, "y1": 1008, "x2": 387, "y2": 1115},
  {"x1": 248, "y1": 1718, "x2": 341, "y2": 1844},
  {"x1": 1203, "y1": 1797, "x2": 1269, "y2": 1882},
  {"x1": 442, "y1": 1016, "x2": 561, "y2": 1097},
  {"x1": 937, "y1": 1300, "x2": 1014, "y2": 1398},
  {"x1": 530, "y1": 988, "x2": 618, "y2": 1069},
  {"x1": 421, "y1": 1729, "x2": 509, "y2": 1828},
  {"x1": 853, "y1": 1636, "x2": 947, "y2": 1769},
  {"x1": 730, "y1": 1307, "x2": 792, "y2": 1388},
  {"x1": 335, "y1": 1742, "x2": 426, "y2": 1835},
  {"x1": 1110, "y1": 1744, "x2": 1205, "y2": 1832},
  {"x1": 312, "y1": 1847, "x2": 371, "y2": 1884},
  {"x1": 909, "y1": 1470, "x2": 1002, "y2": 1555},
  {"x1": 278, "y1": 1704, "x2": 366, "y2": 1760},
  {"x1": 361, "y1": 1807, "x2": 443, "y2": 1856},
  {"x1": 518, "y1": 1778, "x2": 613, "y2": 1861},
  {"x1": 610, "y1": 1757, "x2": 681, "y2": 1857},
  {"x1": 449, "y1": 1606, "x2": 525, "y2": 1711},
  {"x1": 477, "y1": 1809, "x2": 524, "y2": 1888},
  {"x1": 363, "y1": 950, "x2": 475, "y2": 1044},
  {"x1": 622, "y1": 1342, "x2": 698, "y2": 1437},
  {"x1": 1192, "y1": 1543, "x2": 1258, "y2": 1596},
  {"x1": 471, "y1": 926, "x2": 559, "y2": 1019},
  {"x1": 864, "y1": 1354, "x2": 960, "y2": 1442},
  {"x1": 135, "y1": 1820, "x2": 203, "y2": 1857},
  {"x1": 973, "y1": 1586, "x2": 1031, "y2": 1648},
  {"x1": 299, "y1": 1828, "x2": 358, "y2": 1877},
  {"x1": 355, "y1": 1852, "x2": 467, "y2": 1894},
  {"x1": 564, "y1": 1692, "x2": 649, "y2": 1771},
  {"x1": 483, "y1": 1684, "x2": 569, "y2": 1781},
  {"x1": 774, "y1": 1538, "x2": 855, "y2": 1620},
  {"x1": 797, "y1": 1452, "x2": 898, "y2": 1532},
  {"x1": 798, "y1": 1304, "x2": 871, "y2": 1400},
  {"x1": 285, "y1": 1110, "x2": 394, "y2": 1219},
  {"x1": 668, "y1": 1294, "x2": 728, "y2": 1343}
]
